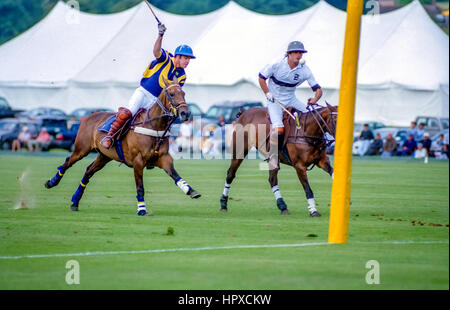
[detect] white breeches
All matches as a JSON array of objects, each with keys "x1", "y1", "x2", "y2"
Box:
[
  {"x1": 127, "y1": 86, "x2": 158, "y2": 116},
  {"x1": 267, "y1": 96, "x2": 307, "y2": 128}
]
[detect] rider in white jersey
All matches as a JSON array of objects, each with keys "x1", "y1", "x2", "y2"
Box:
[{"x1": 258, "y1": 41, "x2": 323, "y2": 170}]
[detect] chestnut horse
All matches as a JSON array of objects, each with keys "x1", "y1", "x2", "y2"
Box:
[
  {"x1": 220, "y1": 103, "x2": 337, "y2": 217},
  {"x1": 45, "y1": 79, "x2": 200, "y2": 216}
]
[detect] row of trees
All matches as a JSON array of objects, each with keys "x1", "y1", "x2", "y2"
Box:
[{"x1": 0, "y1": 0, "x2": 444, "y2": 45}]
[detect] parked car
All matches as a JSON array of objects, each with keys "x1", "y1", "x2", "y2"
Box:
[
  {"x1": 0, "y1": 97, "x2": 16, "y2": 119},
  {"x1": 70, "y1": 107, "x2": 114, "y2": 121},
  {"x1": 414, "y1": 116, "x2": 449, "y2": 138},
  {"x1": 0, "y1": 118, "x2": 40, "y2": 150},
  {"x1": 48, "y1": 122, "x2": 81, "y2": 151},
  {"x1": 204, "y1": 101, "x2": 264, "y2": 124},
  {"x1": 18, "y1": 107, "x2": 68, "y2": 136}
]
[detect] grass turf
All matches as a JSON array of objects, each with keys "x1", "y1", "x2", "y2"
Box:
[{"x1": 0, "y1": 151, "x2": 448, "y2": 289}]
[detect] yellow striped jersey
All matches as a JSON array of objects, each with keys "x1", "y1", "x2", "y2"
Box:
[{"x1": 140, "y1": 49, "x2": 186, "y2": 97}]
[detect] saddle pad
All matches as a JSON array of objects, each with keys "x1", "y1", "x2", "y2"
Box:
[{"x1": 97, "y1": 115, "x2": 115, "y2": 133}]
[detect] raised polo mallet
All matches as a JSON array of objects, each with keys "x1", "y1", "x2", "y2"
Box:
[{"x1": 144, "y1": 0, "x2": 162, "y2": 24}]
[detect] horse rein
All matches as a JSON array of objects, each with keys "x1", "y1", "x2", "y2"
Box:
[{"x1": 289, "y1": 104, "x2": 337, "y2": 148}]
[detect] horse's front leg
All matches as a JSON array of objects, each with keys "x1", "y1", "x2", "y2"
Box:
[
  {"x1": 294, "y1": 163, "x2": 321, "y2": 217},
  {"x1": 317, "y1": 150, "x2": 333, "y2": 178},
  {"x1": 133, "y1": 154, "x2": 148, "y2": 216},
  {"x1": 157, "y1": 154, "x2": 201, "y2": 199}
]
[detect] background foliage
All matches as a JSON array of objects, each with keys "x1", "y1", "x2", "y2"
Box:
[{"x1": 0, "y1": 0, "x2": 446, "y2": 45}]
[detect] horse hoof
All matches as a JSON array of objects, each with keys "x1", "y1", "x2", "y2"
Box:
[
  {"x1": 281, "y1": 209, "x2": 291, "y2": 215},
  {"x1": 189, "y1": 190, "x2": 201, "y2": 199},
  {"x1": 220, "y1": 195, "x2": 228, "y2": 209},
  {"x1": 70, "y1": 204, "x2": 79, "y2": 211},
  {"x1": 136, "y1": 209, "x2": 147, "y2": 216},
  {"x1": 310, "y1": 211, "x2": 321, "y2": 217}
]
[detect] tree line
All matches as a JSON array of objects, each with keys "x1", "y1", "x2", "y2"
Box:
[{"x1": 0, "y1": 0, "x2": 442, "y2": 45}]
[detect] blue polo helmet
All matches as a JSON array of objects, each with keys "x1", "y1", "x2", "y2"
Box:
[{"x1": 174, "y1": 44, "x2": 196, "y2": 59}]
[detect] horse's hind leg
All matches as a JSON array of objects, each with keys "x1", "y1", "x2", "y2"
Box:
[
  {"x1": 44, "y1": 138, "x2": 92, "y2": 189},
  {"x1": 220, "y1": 129, "x2": 250, "y2": 211},
  {"x1": 268, "y1": 168, "x2": 290, "y2": 215},
  {"x1": 220, "y1": 157, "x2": 246, "y2": 212},
  {"x1": 156, "y1": 154, "x2": 201, "y2": 199},
  {"x1": 293, "y1": 163, "x2": 321, "y2": 217},
  {"x1": 70, "y1": 153, "x2": 111, "y2": 211}
]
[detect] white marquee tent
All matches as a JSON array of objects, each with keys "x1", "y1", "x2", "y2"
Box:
[{"x1": 0, "y1": 0, "x2": 448, "y2": 126}]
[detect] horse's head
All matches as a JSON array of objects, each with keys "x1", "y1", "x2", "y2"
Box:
[
  {"x1": 321, "y1": 102, "x2": 338, "y2": 138},
  {"x1": 161, "y1": 77, "x2": 190, "y2": 122}
]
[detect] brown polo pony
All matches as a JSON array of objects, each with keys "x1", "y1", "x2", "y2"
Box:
[
  {"x1": 45, "y1": 78, "x2": 200, "y2": 216},
  {"x1": 220, "y1": 103, "x2": 337, "y2": 217}
]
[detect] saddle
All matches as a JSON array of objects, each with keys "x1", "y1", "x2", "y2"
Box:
[
  {"x1": 97, "y1": 108, "x2": 146, "y2": 143},
  {"x1": 265, "y1": 107, "x2": 302, "y2": 149}
]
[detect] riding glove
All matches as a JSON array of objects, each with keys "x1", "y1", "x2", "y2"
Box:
[
  {"x1": 158, "y1": 23, "x2": 167, "y2": 36},
  {"x1": 266, "y1": 92, "x2": 275, "y2": 103}
]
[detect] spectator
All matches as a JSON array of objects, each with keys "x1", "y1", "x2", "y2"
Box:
[
  {"x1": 420, "y1": 132, "x2": 431, "y2": 153},
  {"x1": 430, "y1": 134, "x2": 446, "y2": 158},
  {"x1": 415, "y1": 123, "x2": 425, "y2": 142},
  {"x1": 414, "y1": 143, "x2": 427, "y2": 159},
  {"x1": 176, "y1": 119, "x2": 193, "y2": 152},
  {"x1": 381, "y1": 133, "x2": 397, "y2": 157},
  {"x1": 407, "y1": 121, "x2": 418, "y2": 139},
  {"x1": 11, "y1": 126, "x2": 32, "y2": 152},
  {"x1": 365, "y1": 133, "x2": 383, "y2": 156},
  {"x1": 358, "y1": 123, "x2": 374, "y2": 156},
  {"x1": 28, "y1": 127, "x2": 51, "y2": 152},
  {"x1": 217, "y1": 115, "x2": 226, "y2": 127},
  {"x1": 436, "y1": 144, "x2": 449, "y2": 159},
  {"x1": 397, "y1": 134, "x2": 417, "y2": 157}
]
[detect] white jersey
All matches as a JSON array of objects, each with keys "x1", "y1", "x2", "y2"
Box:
[{"x1": 259, "y1": 57, "x2": 320, "y2": 104}]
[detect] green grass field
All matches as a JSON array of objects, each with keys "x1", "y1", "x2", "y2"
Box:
[{"x1": 0, "y1": 151, "x2": 448, "y2": 289}]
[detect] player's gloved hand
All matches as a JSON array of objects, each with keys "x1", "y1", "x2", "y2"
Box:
[
  {"x1": 307, "y1": 98, "x2": 317, "y2": 105},
  {"x1": 158, "y1": 23, "x2": 167, "y2": 36},
  {"x1": 266, "y1": 92, "x2": 275, "y2": 103}
]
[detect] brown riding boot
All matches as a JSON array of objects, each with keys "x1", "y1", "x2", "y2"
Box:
[
  {"x1": 100, "y1": 107, "x2": 132, "y2": 149},
  {"x1": 268, "y1": 127, "x2": 284, "y2": 170}
]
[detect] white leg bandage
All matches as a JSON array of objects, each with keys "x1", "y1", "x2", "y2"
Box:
[
  {"x1": 307, "y1": 198, "x2": 317, "y2": 213},
  {"x1": 272, "y1": 185, "x2": 282, "y2": 200},
  {"x1": 223, "y1": 182, "x2": 231, "y2": 197},
  {"x1": 176, "y1": 178, "x2": 191, "y2": 194},
  {"x1": 137, "y1": 201, "x2": 146, "y2": 212}
]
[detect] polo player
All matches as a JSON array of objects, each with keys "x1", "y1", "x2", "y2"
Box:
[
  {"x1": 258, "y1": 41, "x2": 323, "y2": 170},
  {"x1": 100, "y1": 23, "x2": 196, "y2": 149}
]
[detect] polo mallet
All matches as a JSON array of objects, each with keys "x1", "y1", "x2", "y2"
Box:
[
  {"x1": 144, "y1": 0, "x2": 162, "y2": 24},
  {"x1": 273, "y1": 99, "x2": 301, "y2": 129}
]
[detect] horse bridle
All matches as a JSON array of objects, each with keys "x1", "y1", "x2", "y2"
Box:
[
  {"x1": 134, "y1": 83, "x2": 187, "y2": 127},
  {"x1": 306, "y1": 103, "x2": 337, "y2": 147}
]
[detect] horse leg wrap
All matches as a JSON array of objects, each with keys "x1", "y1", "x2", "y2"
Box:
[
  {"x1": 48, "y1": 165, "x2": 65, "y2": 188},
  {"x1": 307, "y1": 198, "x2": 317, "y2": 213},
  {"x1": 136, "y1": 195, "x2": 147, "y2": 216},
  {"x1": 71, "y1": 177, "x2": 89, "y2": 204},
  {"x1": 222, "y1": 182, "x2": 231, "y2": 197},
  {"x1": 175, "y1": 177, "x2": 192, "y2": 195}
]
